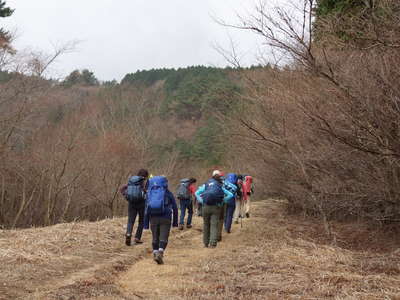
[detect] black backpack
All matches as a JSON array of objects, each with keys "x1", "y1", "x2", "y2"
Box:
[
  {"x1": 125, "y1": 176, "x2": 145, "y2": 204},
  {"x1": 176, "y1": 178, "x2": 191, "y2": 200}
]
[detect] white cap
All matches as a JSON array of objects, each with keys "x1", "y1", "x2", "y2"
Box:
[{"x1": 212, "y1": 170, "x2": 221, "y2": 176}]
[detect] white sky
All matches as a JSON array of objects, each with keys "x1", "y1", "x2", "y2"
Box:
[{"x1": 2, "y1": 0, "x2": 268, "y2": 81}]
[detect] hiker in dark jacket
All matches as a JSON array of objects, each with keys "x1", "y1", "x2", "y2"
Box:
[
  {"x1": 120, "y1": 168, "x2": 149, "y2": 246},
  {"x1": 144, "y1": 176, "x2": 178, "y2": 264},
  {"x1": 177, "y1": 177, "x2": 197, "y2": 230},
  {"x1": 195, "y1": 170, "x2": 233, "y2": 248}
]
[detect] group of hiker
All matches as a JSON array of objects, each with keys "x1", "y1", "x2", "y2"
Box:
[{"x1": 120, "y1": 169, "x2": 253, "y2": 265}]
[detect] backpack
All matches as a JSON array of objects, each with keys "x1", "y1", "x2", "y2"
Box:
[
  {"x1": 176, "y1": 178, "x2": 191, "y2": 200},
  {"x1": 224, "y1": 180, "x2": 237, "y2": 206},
  {"x1": 224, "y1": 180, "x2": 237, "y2": 195},
  {"x1": 126, "y1": 176, "x2": 145, "y2": 204},
  {"x1": 147, "y1": 176, "x2": 169, "y2": 215},
  {"x1": 226, "y1": 173, "x2": 238, "y2": 185},
  {"x1": 202, "y1": 178, "x2": 224, "y2": 206}
]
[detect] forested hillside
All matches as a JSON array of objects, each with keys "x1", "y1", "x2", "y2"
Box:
[
  {"x1": 0, "y1": 58, "x2": 245, "y2": 228},
  {"x1": 2, "y1": 0, "x2": 400, "y2": 236}
]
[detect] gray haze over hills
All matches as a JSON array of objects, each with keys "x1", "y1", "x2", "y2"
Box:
[{"x1": 3, "y1": 0, "x2": 267, "y2": 81}]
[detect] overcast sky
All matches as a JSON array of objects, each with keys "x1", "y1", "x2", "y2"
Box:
[{"x1": 3, "y1": 0, "x2": 268, "y2": 81}]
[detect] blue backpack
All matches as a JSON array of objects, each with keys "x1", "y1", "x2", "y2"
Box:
[
  {"x1": 126, "y1": 176, "x2": 145, "y2": 204},
  {"x1": 202, "y1": 178, "x2": 224, "y2": 206},
  {"x1": 147, "y1": 176, "x2": 169, "y2": 215},
  {"x1": 223, "y1": 180, "x2": 237, "y2": 206},
  {"x1": 226, "y1": 173, "x2": 238, "y2": 185}
]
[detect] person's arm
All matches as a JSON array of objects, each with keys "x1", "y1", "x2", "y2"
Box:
[
  {"x1": 222, "y1": 186, "x2": 234, "y2": 203},
  {"x1": 143, "y1": 201, "x2": 150, "y2": 229},
  {"x1": 168, "y1": 191, "x2": 178, "y2": 227},
  {"x1": 120, "y1": 184, "x2": 128, "y2": 196},
  {"x1": 195, "y1": 184, "x2": 205, "y2": 204}
]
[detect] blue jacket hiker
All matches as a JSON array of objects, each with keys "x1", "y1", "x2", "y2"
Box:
[
  {"x1": 195, "y1": 170, "x2": 234, "y2": 248},
  {"x1": 223, "y1": 173, "x2": 239, "y2": 234},
  {"x1": 120, "y1": 168, "x2": 149, "y2": 246},
  {"x1": 144, "y1": 176, "x2": 178, "y2": 264}
]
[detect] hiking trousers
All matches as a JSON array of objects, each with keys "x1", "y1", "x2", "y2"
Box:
[
  {"x1": 217, "y1": 204, "x2": 226, "y2": 241},
  {"x1": 202, "y1": 205, "x2": 222, "y2": 247},
  {"x1": 197, "y1": 203, "x2": 203, "y2": 217},
  {"x1": 150, "y1": 217, "x2": 171, "y2": 251},
  {"x1": 233, "y1": 198, "x2": 244, "y2": 222},
  {"x1": 244, "y1": 195, "x2": 251, "y2": 216},
  {"x1": 126, "y1": 202, "x2": 145, "y2": 240},
  {"x1": 224, "y1": 204, "x2": 236, "y2": 232},
  {"x1": 179, "y1": 199, "x2": 193, "y2": 226}
]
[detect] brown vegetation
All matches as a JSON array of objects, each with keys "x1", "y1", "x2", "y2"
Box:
[
  {"x1": 221, "y1": 0, "x2": 400, "y2": 234},
  {"x1": 0, "y1": 46, "x2": 205, "y2": 228},
  {"x1": 2, "y1": 200, "x2": 399, "y2": 299}
]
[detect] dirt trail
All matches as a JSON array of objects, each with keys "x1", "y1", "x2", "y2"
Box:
[
  {"x1": 116, "y1": 210, "x2": 251, "y2": 299},
  {"x1": 104, "y1": 200, "x2": 400, "y2": 299}
]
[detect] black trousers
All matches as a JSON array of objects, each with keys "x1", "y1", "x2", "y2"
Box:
[
  {"x1": 150, "y1": 217, "x2": 172, "y2": 251},
  {"x1": 126, "y1": 202, "x2": 145, "y2": 240}
]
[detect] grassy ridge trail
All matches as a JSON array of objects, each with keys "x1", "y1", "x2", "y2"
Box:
[{"x1": 1, "y1": 200, "x2": 400, "y2": 299}]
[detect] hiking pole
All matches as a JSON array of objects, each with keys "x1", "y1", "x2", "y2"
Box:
[{"x1": 240, "y1": 198, "x2": 243, "y2": 229}]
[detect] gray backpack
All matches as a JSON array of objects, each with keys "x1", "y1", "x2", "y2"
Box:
[{"x1": 176, "y1": 178, "x2": 191, "y2": 200}]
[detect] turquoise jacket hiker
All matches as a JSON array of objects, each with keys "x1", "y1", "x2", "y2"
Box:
[
  {"x1": 195, "y1": 183, "x2": 234, "y2": 206},
  {"x1": 223, "y1": 180, "x2": 238, "y2": 206}
]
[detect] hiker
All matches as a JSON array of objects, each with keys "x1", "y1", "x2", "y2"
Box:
[
  {"x1": 223, "y1": 173, "x2": 239, "y2": 233},
  {"x1": 233, "y1": 175, "x2": 244, "y2": 224},
  {"x1": 216, "y1": 172, "x2": 226, "y2": 242},
  {"x1": 144, "y1": 175, "x2": 178, "y2": 264},
  {"x1": 195, "y1": 170, "x2": 234, "y2": 248},
  {"x1": 177, "y1": 177, "x2": 197, "y2": 230},
  {"x1": 120, "y1": 168, "x2": 149, "y2": 246},
  {"x1": 242, "y1": 175, "x2": 253, "y2": 218}
]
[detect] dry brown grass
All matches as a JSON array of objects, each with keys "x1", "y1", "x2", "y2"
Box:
[
  {"x1": 116, "y1": 201, "x2": 400, "y2": 300},
  {"x1": 0, "y1": 217, "x2": 145, "y2": 299},
  {"x1": 171, "y1": 201, "x2": 400, "y2": 300},
  {"x1": 1, "y1": 200, "x2": 400, "y2": 299}
]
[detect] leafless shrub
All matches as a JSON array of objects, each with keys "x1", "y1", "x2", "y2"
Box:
[{"x1": 221, "y1": 0, "x2": 400, "y2": 233}]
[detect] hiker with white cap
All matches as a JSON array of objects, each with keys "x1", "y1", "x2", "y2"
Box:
[{"x1": 195, "y1": 170, "x2": 234, "y2": 248}]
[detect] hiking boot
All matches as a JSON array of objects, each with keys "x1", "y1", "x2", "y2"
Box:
[
  {"x1": 125, "y1": 235, "x2": 131, "y2": 246},
  {"x1": 154, "y1": 251, "x2": 164, "y2": 265},
  {"x1": 204, "y1": 244, "x2": 209, "y2": 248},
  {"x1": 178, "y1": 224, "x2": 184, "y2": 230},
  {"x1": 209, "y1": 244, "x2": 217, "y2": 249},
  {"x1": 245, "y1": 213, "x2": 250, "y2": 218},
  {"x1": 134, "y1": 238, "x2": 143, "y2": 244},
  {"x1": 186, "y1": 224, "x2": 192, "y2": 229},
  {"x1": 226, "y1": 229, "x2": 231, "y2": 234}
]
